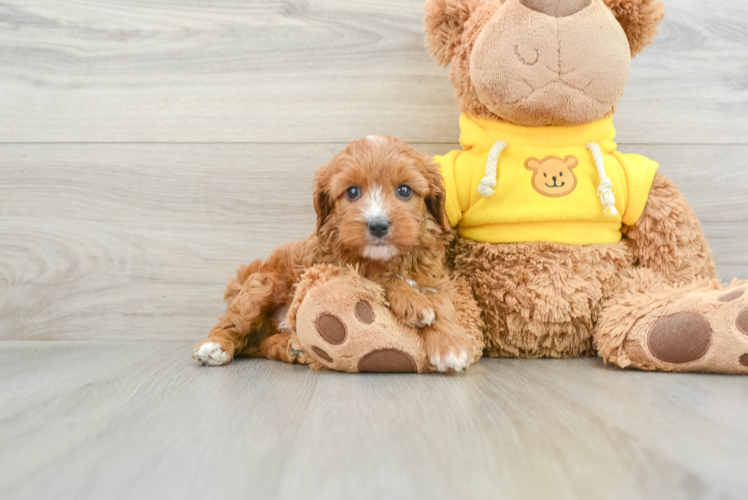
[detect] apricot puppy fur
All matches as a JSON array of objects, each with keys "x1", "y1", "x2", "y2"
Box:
[{"x1": 193, "y1": 135, "x2": 481, "y2": 372}]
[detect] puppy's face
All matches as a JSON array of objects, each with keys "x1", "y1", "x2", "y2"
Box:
[{"x1": 314, "y1": 135, "x2": 448, "y2": 263}]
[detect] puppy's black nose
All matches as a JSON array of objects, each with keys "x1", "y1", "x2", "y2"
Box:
[{"x1": 368, "y1": 219, "x2": 391, "y2": 239}]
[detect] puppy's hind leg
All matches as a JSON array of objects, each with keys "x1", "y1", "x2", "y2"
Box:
[
  {"x1": 194, "y1": 267, "x2": 287, "y2": 366},
  {"x1": 254, "y1": 304, "x2": 313, "y2": 365},
  {"x1": 259, "y1": 333, "x2": 314, "y2": 366}
]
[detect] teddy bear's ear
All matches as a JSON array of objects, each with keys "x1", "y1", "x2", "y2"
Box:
[
  {"x1": 604, "y1": 0, "x2": 666, "y2": 57},
  {"x1": 425, "y1": 0, "x2": 484, "y2": 66}
]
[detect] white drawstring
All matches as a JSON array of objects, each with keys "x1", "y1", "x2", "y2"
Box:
[
  {"x1": 479, "y1": 139, "x2": 618, "y2": 217},
  {"x1": 586, "y1": 142, "x2": 618, "y2": 217},
  {"x1": 477, "y1": 140, "x2": 507, "y2": 198}
]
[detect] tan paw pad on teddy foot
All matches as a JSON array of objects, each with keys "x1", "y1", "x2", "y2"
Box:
[
  {"x1": 647, "y1": 313, "x2": 712, "y2": 364},
  {"x1": 357, "y1": 348, "x2": 418, "y2": 373},
  {"x1": 624, "y1": 284, "x2": 748, "y2": 374},
  {"x1": 293, "y1": 276, "x2": 429, "y2": 373}
]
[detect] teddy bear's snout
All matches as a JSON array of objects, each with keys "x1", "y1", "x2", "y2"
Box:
[{"x1": 520, "y1": 0, "x2": 592, "y2": 18}]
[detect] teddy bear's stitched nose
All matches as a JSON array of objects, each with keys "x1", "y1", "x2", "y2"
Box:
[{"x1": 520, "y1": 0, "x2": 592, "y2": 17}]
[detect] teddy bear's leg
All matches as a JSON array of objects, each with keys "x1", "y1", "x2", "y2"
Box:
[
  {"x1": 623, "y1": 173, "x2": 716, "y2": 286},
  {"x1": 285, "y1": 265, "x2": 484, "y2": 373},
  {"x1": 596, "y1": 269, "x2": 748, "y2": 374},
  {"x1": 286, "y1": 265, "x2": 427, "y2": 372},
  {"x1": 449, "y1": 237, "x2": 633, "y2": 359}
]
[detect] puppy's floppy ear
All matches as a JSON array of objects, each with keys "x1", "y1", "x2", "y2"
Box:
[
  {"x1": 604, "y1": 0, "x2": 665, "y2": 57},
  {"x1": 425, "y1": 0, "x2": 484, "y2": 66},
  {"x1": 312, "y1": 163, "x2": 333, "y2": 233},
  {"x1": 421, "y1": 155, "x2": 452, "y2": 234}
]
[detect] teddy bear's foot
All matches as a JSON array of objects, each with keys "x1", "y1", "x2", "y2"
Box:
[
  {"x1": 287, "y1": 265, "x2": 430, "y2": 373},
  {"x1": 600, "y1": 281, "x2": 748, "y2": 374}
]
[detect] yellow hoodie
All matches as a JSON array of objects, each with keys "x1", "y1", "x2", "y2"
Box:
[{"x1": 435, "y1": 114, "x2": 659, "y2": 245}]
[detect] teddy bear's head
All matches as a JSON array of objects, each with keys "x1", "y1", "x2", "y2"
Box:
[{"x1": 425, "y1": 0, "x2": 665, "y2": 126}]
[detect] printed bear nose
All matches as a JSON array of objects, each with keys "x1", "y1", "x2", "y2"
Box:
[
  {"x1": 553, "y1": 176, "x2": 557, "y2": 182},
  {"x1": 368, "y1": 219, "x2": 391, "y2": 238},
  {"x1": 519, "y1": 0, "x2": 592, "y2": 17}
]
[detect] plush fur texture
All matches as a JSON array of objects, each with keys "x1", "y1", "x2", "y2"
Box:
[
  {"x1": 596, "y1": 278, "x2": 748, "y2": 373},
  {"x1": 605, "y1": 0, "x2": 666, "y2": 56},
  {"x1": 194, "y1": 136, "x2": 483, "y2": 372},
  {"x1": 424, "y1": 0, "x2": 748, "y2": 374},
  {"x1": 425, "y1": 0, "x2": 485, "y2": 66},
  {"x1": 448, "y1": 173, "x2": 714, "y2": 357}
]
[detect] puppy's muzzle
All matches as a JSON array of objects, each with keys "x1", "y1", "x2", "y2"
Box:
[{"x1": 368, "y1": 218, "x2": 391, "y2": 239}]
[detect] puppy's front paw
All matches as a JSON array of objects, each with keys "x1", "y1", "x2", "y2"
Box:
[
  {"x1": 389, "y1": 292, "x2": 435, "y2": 328},
  {"x1": 429, "y1": 349, "x2": 470, "y2": 373},
  {"x1": 193, "y1": 342, "x2": 231, "y2": 366}
]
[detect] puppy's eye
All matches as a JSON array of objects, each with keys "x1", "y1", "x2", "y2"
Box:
[
  {"x1": 396, "y1": 185, "x2": 412, "y2": 200},
  {"x1": 346, "y1": 186, "x2": 362, "y2": 201},
  {"x1": 543, "y1": 173, "x2": 547, "y2": 178},
  {"x1": 559, "y1": 172, "x2": 563, "y2": 177}
]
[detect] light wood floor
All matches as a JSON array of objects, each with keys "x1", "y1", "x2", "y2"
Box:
[
  {"x1": 1, "y1": 0, "x2": 747, "y2": 499},
  {"x1": 2, "y1": 342, "x2": 748, "y2": 500}
]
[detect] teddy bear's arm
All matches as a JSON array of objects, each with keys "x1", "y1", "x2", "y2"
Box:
[{"x1": 622, "y1": 173, "x2": 716, "y2": 284}]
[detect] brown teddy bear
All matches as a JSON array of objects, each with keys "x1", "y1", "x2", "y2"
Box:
[
  {"x1": 287, "y1": 0, "x2": 748, "y2": 374},
  {"x1": 422, "y1": 0, "x2": 748, "y2": 373}
]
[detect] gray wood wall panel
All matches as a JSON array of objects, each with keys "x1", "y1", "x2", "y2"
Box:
[
  {"x1": 0, "y1": 0, "x2": 746, "y2": 144},
  {"x1": 1, "y1": 143, "x2": 745, "y2": 341}
]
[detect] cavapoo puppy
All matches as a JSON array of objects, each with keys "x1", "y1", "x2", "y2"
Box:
[{"x1": 193, "y1": 135, "x2": 480, "y2": 372}]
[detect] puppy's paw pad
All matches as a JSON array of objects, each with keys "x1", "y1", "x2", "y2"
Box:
[
  {"x1": 193, "y1": 342, "x2": 230, "y2": 366},
  {"x1": 430, "y1": 349, "x2": 469, "y2": 373}
]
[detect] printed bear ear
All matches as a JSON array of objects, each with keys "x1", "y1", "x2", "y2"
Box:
[
  {"x1": 424, "y1": 0, "x2": 485, "y2": 66},
  {"x1": 604, "y1": 0, "x2": 666, "y2": 57},
  {"x1": 563, "y1": 156, "x2": 579, "y2": 169},
  {"x1": 525, "y1": 158, "x2": 542, "y2": 171}
]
